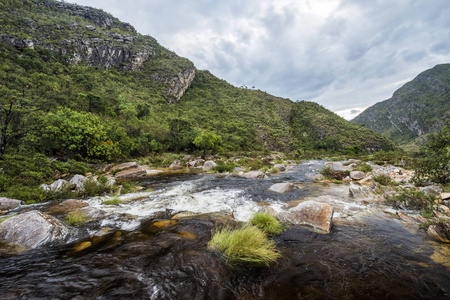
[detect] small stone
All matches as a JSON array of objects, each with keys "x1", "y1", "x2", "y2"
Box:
[
  {"x1": 350, "y1": 171, "x2": 365, "y2": 180},
  {"x1": 203, "y1": 160, "x2": 217, "y2": 171}
]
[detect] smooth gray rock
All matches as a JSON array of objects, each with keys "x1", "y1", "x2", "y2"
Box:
[
  {"x1": 269, "y1": 183, "x2": 296, "y2": 193},
  {"x1": 40, "y1": 179, "x2": 70, "y2": 192},
  {"x1": 273, "y1": 164, "x2": 286, "y2": 171},
  {"x1": 0, "y1": 211, "x2": 69, "y2": 249},
  {"x1": 0, "y1": 198, "x2": 23, "y2": 211},
  {"x1": 203, "y1": 160, "x2": 217, "y2": 171},
  {"x1": 70, "y1": 174, "x2": 88, "y2": 190},
  {"x1": 350, "y1": 171, "x2": 365, "y2": 180},
  {"x1": 242, "y1": 171, "x2": 267, "y2": 179}
]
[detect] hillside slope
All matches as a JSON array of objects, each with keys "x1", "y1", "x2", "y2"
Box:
[
  {"x1": 352, "y1": 64, "x2": 450, "y2": 147},
  {"x1": 0, "y1": 0, "x2": 393, "y2": 159}
]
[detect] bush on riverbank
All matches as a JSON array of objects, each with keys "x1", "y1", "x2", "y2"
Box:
[
  {"x1": 320, "y1": 166, "x2": 350, "y2": 180},
  {"x1": 207, "y1": 225, "x2": 281, "y2": 267}
]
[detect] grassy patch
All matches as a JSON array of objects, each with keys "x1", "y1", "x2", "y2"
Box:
[
  {"x1": 207, "y1": 225, "x2": 281, "y2": 267},
  {"x1": 214, "y1": 162, "x2": 236, "y2": 173},
  {"x1": 355, "y1": 163, "x2": 372, "y2": 173},
  {"x1": 250, "y1": 212, "x2": 283, "y2": 235},
  {"x1": 0, "y1": 215, "x2": 13, "y2": 224},
  {"x1": 65, "y1": 210, "x2": 90, "y2": 226},
  {"x1": 373, "y1": 174, "x2": 396, "y2": 186},
  {"x1": 102, "y1": 197, "x2": 121, "y2": 205}
]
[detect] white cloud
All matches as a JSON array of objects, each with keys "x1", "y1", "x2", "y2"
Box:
[{"x1": 67, "y1": 0, "x2": 450, "y2": 117}]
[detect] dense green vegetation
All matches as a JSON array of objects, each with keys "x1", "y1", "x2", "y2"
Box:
[
  {"x1": 352, "y1": 64, "x2": 450, "y2": 149},
  {"x1": 0, "y1": 0, "x2": 396, "y2": 200},
  {"x1": 249, "y1": 212, "x2": 284, "y2": 235}
]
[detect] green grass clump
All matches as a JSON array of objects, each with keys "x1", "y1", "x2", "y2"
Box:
[
  {"x1": 65, "y1": 210, "x2": 90, "y2": 226},
  {"x1": 102, "y1": 197, "x2": 121, "y2": 205},
  {"x1": 355, "y1": 163, "x2": 372, "y2": 173},
  {"x1": 214, "y1": 162, "x2": 236, "y2": 173},
  {"x1": 385, "y1": 188, "x2": 436, "y2": 214},
  {"x1": 249, "y1": 212, "x2": 283, "y2": 235},
  {"x1": 207, "y1": 225, "x2": 281, "y2": 267}
]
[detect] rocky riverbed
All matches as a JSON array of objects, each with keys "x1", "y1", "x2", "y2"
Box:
[{"x1": 0, "y1": 159, "x2": 449, "y2": 299}]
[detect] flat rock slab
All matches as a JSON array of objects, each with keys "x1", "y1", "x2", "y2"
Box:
[
  {"x1": 110, "y1": 162, "x2": 138, "y2": 172},
  {"x1": 115, "y1": 168, "x2": 148, "y2": 179},
  {"x1": 269, "y1": 182, "x2": 296, "y2": 193},
  {"x1": 0, "y1": 197, "x2": 23, "y2": 210},
  {"x1": 350, "y1": 171, "x2": 365, "y2": 180},
  {"x1": 46, "y1": 199, "x2": 89, "y2": 214},
  {"x1": 0, "y1": 210, "x2": 69, "y2": 249},
  {"x1": 282, "y1": 200, "x2": 334, "y2": 233}
]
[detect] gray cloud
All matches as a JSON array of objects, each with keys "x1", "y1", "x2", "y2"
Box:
[{"x1": 67, "y1": 0, "x2": 450, "y2": 119}]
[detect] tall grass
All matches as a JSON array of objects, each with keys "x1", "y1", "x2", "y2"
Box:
[
  {"x1": 207, "y1": 225, "x2": 281, "y2": 267},
  {"x1": 250, "y1": 212, "x2": 283, "y2": 235}
]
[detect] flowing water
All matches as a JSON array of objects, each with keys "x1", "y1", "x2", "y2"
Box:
[{"x1": 0, "y1": 161, "x2": 449, "y2": 299}]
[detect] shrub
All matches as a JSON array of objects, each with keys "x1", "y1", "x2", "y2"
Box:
[
  {"x1": 355, "y1": 163, "x2": 372, "y2": 173},
  {"x1": 214, "y1": 162, "x2": 236, "y2": 173},
  {"x1": 320, "y1": 166, "x2": 350, "y2": 180},
  {"x1": 207, "y1": 225, "x2": 281, "y2": 267},
  {"x1": 65, "y1": 210, "x2": 90, "y2": 226},
  {"x1": 373, "y1": 174, "x2": 394, "y2": 186},
  {"x1": 250, "y1": 212, "x2": 283, "y2": 235},
  {"x1": 385, "y1": 188, "x2": 437, "y2": 213}
]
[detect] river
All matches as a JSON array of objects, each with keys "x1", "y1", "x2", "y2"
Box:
[{"x1": 0, "y1": 161, "x2": 449, "y2": 299}]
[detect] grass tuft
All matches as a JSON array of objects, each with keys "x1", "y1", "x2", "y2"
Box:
[
  {"x1": 65, "y1": 210, "x2": 90, "y2": 226},
  {"x1": 250, "y1": 212, "x2": 283, "y2": 235},
  {"x1": 207, "y1": 225, "x2": 281, "y2": 267}
]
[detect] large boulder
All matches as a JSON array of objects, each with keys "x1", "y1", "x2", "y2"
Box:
[
  {"x1": 241, "y1": 171, "x2": 267, "y2": 179},
  {"x1": 69, "y1": 174, "x2": 88, "y2": 191},
  {"x1": 0, "y1": 197, "x2": 23, "y2": 211},
  {"x1": 203, "y1": 160, "x2": 217, "y2": 171},
  {"x1": 0, "y1": 210, "x2": 69, "y2": 249},
  {"x1": 281, "y1": 200, "x2": 334, "y2": 232},
  {"x1": 269, "y1": 183, "x2": 296, "y2": 193}
]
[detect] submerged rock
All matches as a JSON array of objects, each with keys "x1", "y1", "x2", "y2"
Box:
[
  {"x1": 0, "y1": 210, "x2": 69, "y2": 249},
  {"x1": 269, "y1": 182, "x2": 296, "y2": 193},
  {"x1": 281, "y1": 200, "x2": 334, "y2": 233}
]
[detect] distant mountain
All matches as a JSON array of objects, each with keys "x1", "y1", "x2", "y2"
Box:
[
  {"x1": 0, "y1": 0, "x2": 393, "y2": 158},
  {"x1": 352, "y1": 64, "x2": 450, "y2": 148}
]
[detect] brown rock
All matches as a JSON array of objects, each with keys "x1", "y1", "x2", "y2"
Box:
[
  {"x1": 47, "y1": 199, "x2": 89, "y2": 214},
  {"x1": 242, "y1": 171, "x2": 267, "y2": 179},
  {"x1": 282, "y1": 200, "x2": 334, "y2": 232},
  {"x1": 114, "y1": 168, "x2": 147, "y2": 179},
  {"x1": 110, "y1": 162, "x2": 138, "y2": 172}
]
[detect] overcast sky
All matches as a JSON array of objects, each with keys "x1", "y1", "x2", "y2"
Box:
[{"x1": 67, "y1": 0, "x2": 450, "y2": 119}]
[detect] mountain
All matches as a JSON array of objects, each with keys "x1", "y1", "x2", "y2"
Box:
[
  {"x1": 0, "y1": 0, "x2": 393, "y2": 160},
  {"x1": 352, "y1": 64, "x2": 450, "y2": 148}
]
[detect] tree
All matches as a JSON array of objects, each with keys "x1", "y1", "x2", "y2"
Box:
[
  {"x1": 413, "y1": 120, "x2": 450, "y2": 184},
  {"x1": 193, "y1": 132, "x2": 222, "y2": 158},
  {"x1": 0, "y1": 85, "x2": 38, "y2": 157}
]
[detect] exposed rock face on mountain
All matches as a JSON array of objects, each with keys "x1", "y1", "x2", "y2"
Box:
[
  {"x1": 1, "y1": 0, "x2": 194, "y2": 102},
  {"x1": 352, "y1": 64, "x2": 450, "y2": 145}
]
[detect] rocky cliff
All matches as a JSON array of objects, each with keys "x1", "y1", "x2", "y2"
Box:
[
  {"x1": 0, "y1": 0, "x2": 194, "y2": 102},
  {"x1": 352, "y1": 64, "x2": 450, "y2": 146}
]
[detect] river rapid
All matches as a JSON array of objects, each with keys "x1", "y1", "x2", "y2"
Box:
[{"x1": 0, "y1": 161, "x2": 449, "y2": 299}]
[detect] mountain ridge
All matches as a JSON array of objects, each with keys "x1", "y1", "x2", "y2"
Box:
[
  {"x1": 0, "y1": 0, "x2": 393, "y2": 158},
  {"x1": 352, "y1": 64, "x2": 450, "y2": 148}
]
